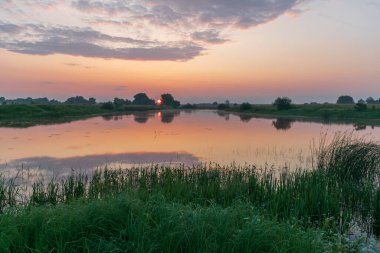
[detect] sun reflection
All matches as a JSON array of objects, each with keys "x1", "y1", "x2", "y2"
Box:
[{"x1": 157, "y1": 111, "x2": 162, "y2": 117}]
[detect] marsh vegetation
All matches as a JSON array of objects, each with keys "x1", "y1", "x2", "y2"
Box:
[{"x1": 0, "y1": 134, "x2": 380, "y2": 252}]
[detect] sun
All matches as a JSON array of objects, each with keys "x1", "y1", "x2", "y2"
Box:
[{"x1": 156, "y1": 99, "x2": 162, "y2": 105}]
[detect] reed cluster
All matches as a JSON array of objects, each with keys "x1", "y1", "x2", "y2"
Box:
[{"x1": 0, "y1": 134, "x2": 379, "y2": 252}]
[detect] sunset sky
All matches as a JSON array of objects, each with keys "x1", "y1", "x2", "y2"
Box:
[{"x1": 0, "y1": 0, "x2": 379, "y2": 103}]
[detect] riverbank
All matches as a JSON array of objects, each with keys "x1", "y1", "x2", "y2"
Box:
[
  {"x1": 0, "y1": 135, "x2": 379, "y2": 252},
  {"x1": 224, "y1": 104, "x2": 380, "y2": 126},
  {"x1": 0, "y1": 104, "x2": 162, "y2": 127}
]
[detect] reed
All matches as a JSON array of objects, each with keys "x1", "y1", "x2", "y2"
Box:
[
  {"x1": 0, "y1": 134, "x2": 379, "y2": 251},
  {"x1": 0, "y1": 192, "x2": 333, "y2": 253}
]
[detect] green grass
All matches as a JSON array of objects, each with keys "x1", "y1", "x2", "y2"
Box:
[
  {"x1": 226, "y1": 104, "x2": 380, "y2": 125},
  {"x1": 0, "y1": 193, "x2": 332, "y2": 253},
  {"x1": 0, "y1": 135, "x2": 379, "y2": 252}
]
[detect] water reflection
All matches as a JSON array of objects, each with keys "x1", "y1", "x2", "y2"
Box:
[
  {"x1": 1, "y1": 110, "x2": 379, "y2": 176},
  {"x1": 0, "y1": 152, "x2": 200, "y2": 177},
  {"x1": 133, "y1": 112, "x2": 155, "y2": 124},
  {"x1": 102, "y1": 115, "x2": 123, "y2": 121},
  {"x1": 216, "y1": 111, "x2": 230, "y2": 121},
  {"x1": 272, "y1": 118, "x2": 295, "y2": 131},
  {"x1": 239, "y1": 114, "x2": 253, "y2": 123},
  {"x1": 159, "y1": 111, "x2": 181, "y2": 124},
  {"x1": 354, "y1": 123, "x2": 367, "y2": 131}
]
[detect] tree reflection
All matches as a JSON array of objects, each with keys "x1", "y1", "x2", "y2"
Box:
[
  {"x1": 102, "y1": 115, "x2": 123, "y2": 121},
  {"x1": 354, "y1": 123, "x2": 367, "y2": 131},
  {"x1": 239, "y1": 114, "x2": 253, "y2": 123},
  {"x1": 272, "y1": 118, "x2": 294, "y2": 131},
  {"x1": 216, "y1": 111, "x2": 230, "y2": 121},
  {"x1": 134, "y1": 112, "x2": 154, "y2": 124},
  {"x1": 160, "y1": 111, "x2": 181, "y2": 124}
]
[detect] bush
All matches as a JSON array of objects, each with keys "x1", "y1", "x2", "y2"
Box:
[
  {"x1": 239, "y1": 102, "x2": 252, "y2": 111},
  {"x1": 273, "y1": 97, "x2": 292, "y2": 110},
  {"x1": 217, "y1": 103, "x2": 230, "y2": 110},
  {"x1": 101, "y1": 102, "x2": 114, "y2": 110},
  {"x1": 355, "y1": 102, "x2": 367, "y2": 111}
]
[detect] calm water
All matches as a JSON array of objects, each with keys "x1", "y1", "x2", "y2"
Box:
[{"x1": 0, "y1": 110, "x2": 379, "y2": 178}]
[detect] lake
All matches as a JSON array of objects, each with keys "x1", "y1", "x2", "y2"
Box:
[{"x1": 0, "y1": 110, "x2": 379, "y2": 179}]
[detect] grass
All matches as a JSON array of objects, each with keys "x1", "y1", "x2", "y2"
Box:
[
  {"x1": 225, "y1": 103, "x2": 380, "y2": 125},
  {"x1": 0, "y1": 193, "x2": 331, "y2": 253},
  {"x1": 0, "y1": 134, "x2": 379, "y2": 252}
]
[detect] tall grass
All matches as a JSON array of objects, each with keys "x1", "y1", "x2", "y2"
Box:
[
  {"x1": 0, "y1": 134, "x2": 379, "y2": 251},
  {"x1": 317, "y1": 133, "x2": 380, "y2": 183},
  {"x1": 0, "y1": 193, "x2": 330, "y2": 253},
  {"x1": 0, "y1": 164, "x2": 374, "y2": 233}
]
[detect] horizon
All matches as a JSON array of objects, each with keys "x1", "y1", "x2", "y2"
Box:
[
  {"x1": 0, "y1": 93, "x2": 376, "y2": 105},
  {"x1": 1, "y1": 0, "x2": 379, "y2": 103}
]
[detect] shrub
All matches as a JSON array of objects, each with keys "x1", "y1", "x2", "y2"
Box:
[
  {"x1": 239, "y1": 102, "x2": 252, "y2": 111},
  {"x1": 101, "y1": 102, "x2": 114, "y2": 110},
  {"x1": 273, "y1": 97, "x2": 292, "y2": 110},
  {"x1": 217, "y1": 103, "x2": 230, "y2": 110}
]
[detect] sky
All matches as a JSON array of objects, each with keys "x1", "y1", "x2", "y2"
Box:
[{"x1": 0, "y1": 0, "x2": 379, "y2": 103}]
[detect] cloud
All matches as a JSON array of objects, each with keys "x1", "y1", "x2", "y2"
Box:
[
  {"x1": 191, "y1": 30, "x2": 228, "y2": 44},
  {"x1": 0, "y1": 0, "x2": 309, "y2": 61},
  {"x1": 113, "y1": 85, "x2": 128, "y2": 91},
  {"x1": 0, "y1": 152, "x2": 201, "y2": 176},
  {"x1": 64, "y1": 62, "x2": 94, "y2": 69},
  {"x1": 0, "y1": 25, "x2": 204, "y2": 61},
  {"x1": 0, "y1": 23, "x2": 20, "y2": 33}
]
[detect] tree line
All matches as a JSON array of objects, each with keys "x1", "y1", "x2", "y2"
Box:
[{"x1": 0, "y1": 93, "x2": 181, "y2": 108}]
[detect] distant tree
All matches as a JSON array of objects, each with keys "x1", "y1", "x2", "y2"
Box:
[
  {"x1": 49, "y1": 99, "x2": 60, "y2": 104},
  {"x1": 212, "y1": 102, "x2": 218, "y2": 106},
  {"x1": 366, "y1": 97, "x2": 376, "y2": 104},
  {"x1": 113, "y1": 97, "x2": 128, "y2": 108},
  {"x1": 355, "y1": 100, "x2": 367, "y2": 111},
  {"x1": 0, "y1": 97, "x2": 5, "y2": 104},
  {"x1": 101, "y1": 102, "x2": 114, "y2": 110},
  {"x1": 64, "y1": 96, "x2": 90, "y2": 105},
  {"x1": 217, "y1": 103, "x2": 230, "y2": 110},
  {"x1": 161, "y1": 93, "x2": 181, "y2": 108},
  {"x1": 89, "y1": 97, "x2": 96, "y2": 104},
  {"x1": 132, "y1": 93, "x2": 155, "y2": 105},
  {"x1": 337, "y1": 95, "x2": 355, "y2": 104},
  {"x1": 239, "y1": 102, "x2": 252, "y2": 111},
  {"x1": 181, "y1": 103, "x2": 197, "y2": 109},
  {"x1": 273, "y1": 97, "x2": 292, "y2": 110}
]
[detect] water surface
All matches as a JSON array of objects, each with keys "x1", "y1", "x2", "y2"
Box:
[{"x1": 0, "y1": 110, "x2": 379, "y2": 178}]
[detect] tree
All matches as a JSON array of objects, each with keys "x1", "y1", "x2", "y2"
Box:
[
  {"x1": 0, "y1": 97, "x2": 5, "y2": 104},
  {"x1": 101, "y1": 102, "x2": 114, "y2": 110},
  {"x1": 239, "y1": 102, "x2": 252, "y2": 111},
  {"x1": 161, "y1": 93, "x2": 181, "y2": 108},
  {"x1": 355, "y1": 100, "x2": 367, "y2": 111},
  {"x1": 113, "y1": 97, "x2": 130, "y2": 108},
  {"x1": 64, "y1": 96, "x2": 90, "y2": 105},
  {"x1": 273, "y1": 97, "x2": 292, "y2": 110},
  {"x1": 337, "y1": 95, "x2": 354, "y2": 104},
  {"x1": 132, "y1": 93, "x2": 155, "y2": 105},
  {"x1": 366, "y1": 97, "x2": 376, "y2": 104},
  {"x1": 217, "y1": 103, "x2": 230, "y2": 110},
  {"x1": 89, "y1": 97, "x2": 96, "y2": 104}
]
